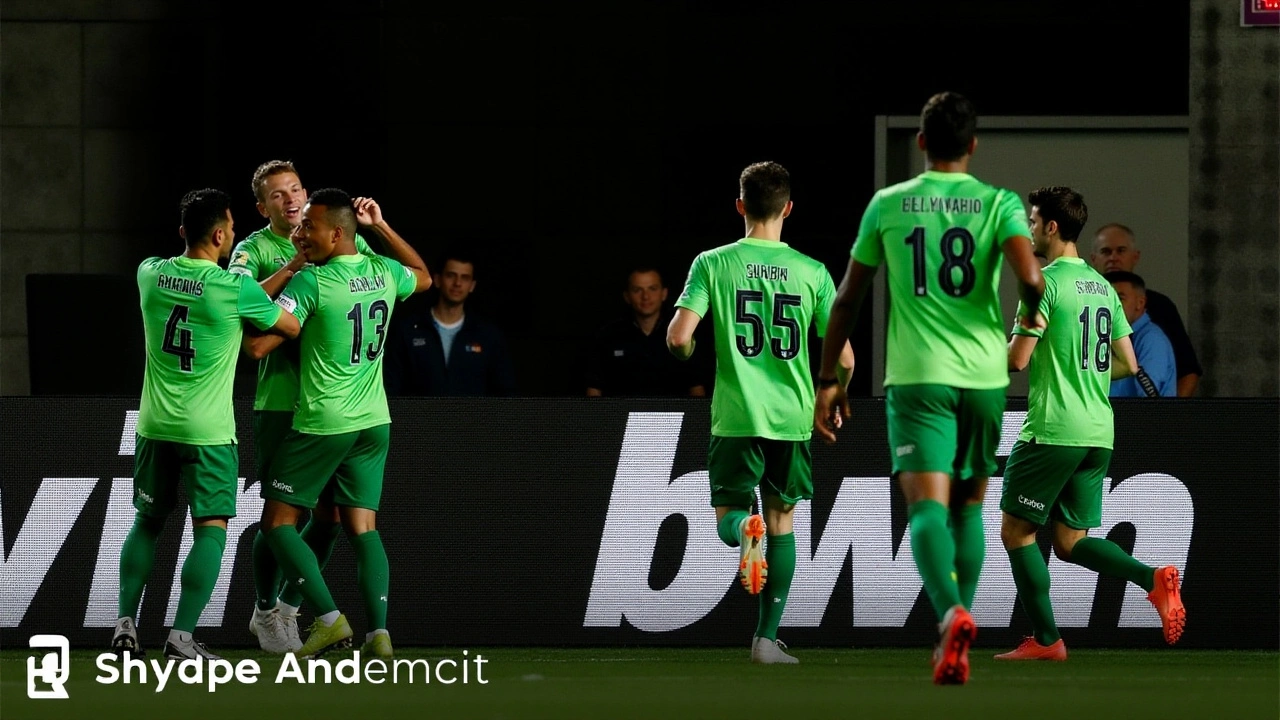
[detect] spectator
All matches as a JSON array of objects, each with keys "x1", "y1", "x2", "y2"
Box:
[
  {"x1": 587, "y1": 266, "x2": 707, "y2": 397},
  {"x1": 1091, "y1": 223, "x2": 1202, "y2": 396},
  {"x1": 1105, "y1": 271, "x2": 1176, "y2": 398},
  {"x1": 384, "y1": 252, "x2": 516, "y2": 396}
]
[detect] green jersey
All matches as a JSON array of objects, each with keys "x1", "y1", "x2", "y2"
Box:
[
  {"x1": 1013, "y1": 257, "x2": 1133, "y2": 448},
  {"x1": 675, "y1": 238, "x2": 837, "y2": 441},
  {"x1": 228, "y1": 226, "x2": 374, "y2": 412},
  {"x1": 852, "y1": 171, "x2": 1031, "y2": 389},
  {"x1": 137, "y1": 256, "x2": 282, "y2": 444},
  {"x1": 277, "y1": 253, "x2": 417, "y2": 435}
]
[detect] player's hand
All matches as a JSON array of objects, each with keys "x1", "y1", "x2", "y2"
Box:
[
  {"x1": 814, "y1": 384, "x2": 851, "y2": 445},
  {"x1": 353, "y1": 196, "x2": 383, "y2": 227},
  {"x1": 285, "y1": 250, "x2": 308, "y2": 273},
  {"x1": 1017, "y1": 312, "x2": 1047, "y2": 332}
]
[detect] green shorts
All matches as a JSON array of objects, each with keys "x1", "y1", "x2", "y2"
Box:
[
  {"x1": 252, "y1": 410, "x2": 295, "y2": 482},
  {"x1": 262, "y1": 424, "x2": 391, "y2": 511},
  {"x1": 133, "y1": 436, "x2": 239, "y2": 519},
  {"x1": 1000, "y1": 439, "x2": 1111, "y2": 529},
  {"x1": 885, "y1": 384, "x2": 1006, "y2": 481},
  {"x1": 707, "y1": 435, "x2": 813, "y2": 508}
]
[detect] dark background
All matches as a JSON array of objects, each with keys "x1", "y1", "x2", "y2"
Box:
[{"x1": 25, "y1": 0, "x2": 1193, "y2": 396}]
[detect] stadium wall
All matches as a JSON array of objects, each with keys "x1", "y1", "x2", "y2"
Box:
[{"x1": 3, "y1": 397, "x2": 1275, "y2": 650}]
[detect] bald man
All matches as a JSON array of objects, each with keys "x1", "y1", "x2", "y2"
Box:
[{"x1": 1090, "y1": 223, "x2": 1201, "y2": 396}]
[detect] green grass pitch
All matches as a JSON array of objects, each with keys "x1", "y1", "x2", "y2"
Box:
[{"x1": 4, "y1": 647, "x2": 1276, "y2": 720}]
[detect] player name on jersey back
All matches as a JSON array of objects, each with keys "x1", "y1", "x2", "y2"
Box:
[
  {"x1": 900, "y1": 196, "x2": 983, "y2": 214},
  {"x1": 1075, "y1": 279, "x2": 1111, "y2": 297},
  {"x1": 156, "y1": 274, "x2": 204, "y2": 296},
  {"x1": 348, "y1": 275, "x2": 388, "y2": 293},
  {"x1": 744, "y1": 263, "x2": 790, "y2": 281}
]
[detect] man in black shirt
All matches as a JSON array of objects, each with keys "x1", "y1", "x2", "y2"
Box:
[
  {"x1": 1091, "y1": 223, "x2": 1203, "y2": 396},
  {"x1": 587, "y1": 266, "x2": 708, "y2": 397},
  {"x1": 384, "y1": 252, "x2": 516, "y2": 396}
]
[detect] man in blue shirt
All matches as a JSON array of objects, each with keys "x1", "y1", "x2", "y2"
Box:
[{"x1": 1106, "y1": 271, "x2": 1176, "y2": 397}]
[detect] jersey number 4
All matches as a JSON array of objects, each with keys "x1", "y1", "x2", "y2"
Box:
[
  {"x1": 347, "y1": 300, "x2": 390, "y2": 364},
  {"x1": 905, "y1": 226, "x2": 976, "y2": 297},
  {"x1": 735, "y1": 290, "x2": 802, "y2": 360},
  {"x1": 162, "y1": 304, "x2": 195, "y2": 372}
]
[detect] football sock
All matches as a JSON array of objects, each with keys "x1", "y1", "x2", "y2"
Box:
[
  {"x1": 1068, "y1": 537, "x2": 1157, "y2": 592},
  {"x1": 716, "y1": 510, "x2": 750, "y2": 547},
  {"x1": 279, "y1": 519, "x2": 342, "y2": 608},
  {"x1": 1007, "y1": 543, "x2": 1061, "y2": 645},
  {"x1": 908, "y1": 500, "x2": 963, "y2": 620},
  {"x1": 755, "y1": 532, "x2": 796, "y2": 641},
  {"x1": 951, "y1": 502, "x2": 985, "y2": 609},
  {"x1": 118, "y1": 513, "x2": 165, "y2": 620},
  {"x1": 266, "y1": 526, "x2": 339, "y2": 616},
  {"x1": 173, "y1": 526, "x2": 227, "y2": 633},
  {"x1": 251, "y1": 529, "x2": 282, "y2": 611},
  {"x1": 352, "y1": 531, "x2": 391, "y2": 631}
]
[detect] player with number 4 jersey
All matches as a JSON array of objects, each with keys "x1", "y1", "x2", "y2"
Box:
[
  {"x1": 815, "y1": 92, "x2": 1046, "y2": 685},
  {"x1": 113, "y1": 189, "x2": 300, "y2": 662},
  {"x1": 998, "y1": 186, "x2": 1185, "y2": 662},
  {"x1": 245, "y1": 188, "x2": 432, "y2": 661},
  {"x1": 668, "y1": 162, "x2": 855, "y2": 665}
]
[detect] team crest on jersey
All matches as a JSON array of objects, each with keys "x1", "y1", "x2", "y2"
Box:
[{"x1": 232, "y1": 251, "x2": 249, "y2": 266}]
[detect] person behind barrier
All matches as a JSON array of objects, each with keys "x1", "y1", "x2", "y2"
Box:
[{"x1": 1105, "y1": 270, "x2": 1176, "y2": 398}]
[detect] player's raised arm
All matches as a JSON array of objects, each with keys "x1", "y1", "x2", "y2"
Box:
[{"x1": 353, "y1": 197, "x2": 432, "y2": 293}]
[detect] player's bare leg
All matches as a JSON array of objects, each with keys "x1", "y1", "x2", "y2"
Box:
[
  {"x1": 902, "y1": 471, "x2": 976, "y2": 684},
  {"x1": 715, "y1": 506, "x2": 767, "y2": 595}
]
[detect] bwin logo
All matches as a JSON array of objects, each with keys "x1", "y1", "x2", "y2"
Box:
[
  {"x1": 271, "y1": 480, "x2": 294, "y2": 494},
  {"x1": 1018, "y1": 495, "x2": 1046, "y2": 512}
]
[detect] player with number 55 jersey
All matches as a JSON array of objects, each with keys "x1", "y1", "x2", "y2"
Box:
[
  {"x1": 115, "y1": 189, "x2": 300, "y2": 663},
  {"x1": 668, "y1": 162, "x2": 855, "y2": 665}
]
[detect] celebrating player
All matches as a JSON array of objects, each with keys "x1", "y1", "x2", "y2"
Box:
[
  {"x1": 246, "y1": 189, "x2": 431, "y2": 659},
  {"x1": 112, "y1": 189, "x2": 299, "y2": 660},
  {"x1": 230, "y1": 160, "x2": 380, "y2": 654},
  {"x1": 997, "y1": 186, "x2": 1186, "y2": 660},
  {"x1": 668, "y1": 161, "x2": 855, "y2": 664},
  {"x1": 814, "y1": 91, "x2": 1045, "y2": 685}
]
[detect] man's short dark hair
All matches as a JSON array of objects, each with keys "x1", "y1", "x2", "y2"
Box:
[
  {"x1": 1104, "y1": 270, "x2": 1146, "y2": 294},
  {"x1": 739, "y1": 162, "x2": 791, "y2": 220},
  {"x1": 920, "y1": 92, "x2": 977, "y2": 162},
  {"x1": 179, "y1": 188, "x2": 232, "y2": 244},
  {"x1": 625, "y1": 264, "x2": 664, "y2": 289},
  {"x1": 307, "y1": 188, "x2": 356, "y2": 239},
  {"x1": 1029, "y1": 186, "x2": 1089, "y2": 242},
  {"x1": 437, "y1": 249, "x2": 475, "y2": 277}
]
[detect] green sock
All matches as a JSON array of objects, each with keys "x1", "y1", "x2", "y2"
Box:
[
  {"x1": 266, "y1": 526, "x2": 338, "y2": 615},
  {"x1": 279, "y1": 520, "x2": 342, "y2": 608},
  {"x1": 1007, "y1": 544, "x2": 1061, "y2": 645},
  {"x1": 173, "y1": 526, "x2": 227, "y2": 633},
  {"x1": 251, "y1": 530, "x2": 283, "y2": 611},
  {"x1": 716, "y1": 510, "x2": 750, "y2": 547},
  {"x1": 755, "y1": 533, "x2": 795, "y2": 641},
  {"x1": 118, "y1": 514, "x2": 165, "y2": 619},
  {"x1": 908, "y1": 500, "x2": 963, "y2": 620},
  {"x1": 351, "y1": 530, "x2": 391, "y2": 631},
  {"x1": 950, "y1": 503, "x2": 985, "y2": 609},
  {"x1": 1069, "y1": 536, "x2": 1156, "y2": 592}
]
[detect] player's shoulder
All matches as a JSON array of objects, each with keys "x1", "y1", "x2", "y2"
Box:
[
  {"x1": 236, "y1": 227, "x2": 275, "y2": 250},
  {"x1": 137, "y1": 256, "x2": 166, "y2": 273}
]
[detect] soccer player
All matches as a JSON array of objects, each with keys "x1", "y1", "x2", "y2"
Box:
[
  {"x1": 813, "y1": 91, "x2": 1045, "y2": 685},
  {"x1": 230, "y1": 160, "x2": 380, "y2": 653},
  {"x1": 245, "y1": 188, "x2": 431, "y2": 659},
  {"x1": 111, "y1": 189, "x2": 300, "y2": 660},
  {"x1": 997, "y1": 186, "x2": 1185, "y2": 660},
  {"x1": 667, "y1": 161, "x2": 855, "y2": 664}
]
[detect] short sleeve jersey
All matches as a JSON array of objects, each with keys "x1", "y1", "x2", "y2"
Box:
[
  {"x1": 675, "y1": 238, "x2": 837, "y2": 441},
  {"x1": 228, "y1": 226, "x2": 375, "y2": 412},
  {"x1": 137, "y1": 256, "x2": 281, "y2": 444},
  {"x1": 852, "y1": 171, "x2": 1031, "y2": 389},
  {"x1": 1013, "y1": 257, "x2": 1133, "y2": 448},
  {"x1": 277, "y1": 253, "x2": 417, "y2": 435}
]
